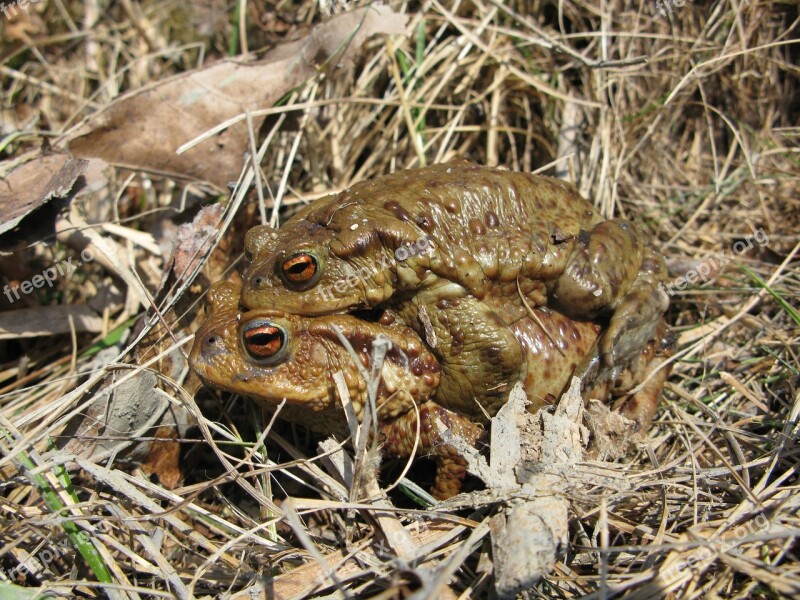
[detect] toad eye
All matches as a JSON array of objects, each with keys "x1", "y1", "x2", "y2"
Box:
[
  {"x1": 241, "y1": 320, "x2": 289, "y2": 364},
  {"x1": 280, "y1": 252, "x2": 320, "y2": 287}
]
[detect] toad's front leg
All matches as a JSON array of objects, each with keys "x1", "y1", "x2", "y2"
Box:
[
  {"x1": 380, "y1": 400, "x2": 484, "y2": 500},
  {"x1": 550, "y1": 220, "x2": 669, "y2": 368},
  {"x1": 397, "y1": 282, "x2": 526, "y2": 422}
]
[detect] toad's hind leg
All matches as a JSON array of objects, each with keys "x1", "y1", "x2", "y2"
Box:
[
  {"x1": 380, "y1": 401, "x2": 484, "y2": 500},
  {"x1": 580, "y1": 319, "x2": 674, "y2": 433},
  {"x1": 397, "y1": 283, "x2": 526, "y2": 421},
  {"x1": 601, "y1": 246, "x2": 670, "y2": 367},
  {"x1": 612, "y1": 355, "x2": 672, "y2": 432},
  {"x1": 551, "y1": 220, "x2": 669, "y2": 368}
]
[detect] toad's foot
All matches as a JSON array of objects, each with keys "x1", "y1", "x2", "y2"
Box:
[
  {"x1": 600, "y1": 246, "x2": 670, "y2": 367},
  {"x1": 579, "y1": 318, "x2": 674, "y2": 433}
]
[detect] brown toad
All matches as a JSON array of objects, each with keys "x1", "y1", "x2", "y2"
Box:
[
  {"x1": 190, "y1": 282, "x2": 671, "y2": 498},
  {"x1": 240, "y1": 162, "x2": 670, "y2": 420}
]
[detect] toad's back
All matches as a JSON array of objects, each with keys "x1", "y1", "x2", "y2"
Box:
[{"x1": 305, "y1": 162, "x2": 600, "y2": 285}]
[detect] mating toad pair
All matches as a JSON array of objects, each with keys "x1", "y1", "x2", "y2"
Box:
[{"x1": 189, "y1": 162, "x2": 672, "y2": 499}]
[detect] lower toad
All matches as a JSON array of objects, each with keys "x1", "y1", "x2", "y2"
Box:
[{"x1": 190, "y1": 282, "x2": 672, "y2": 499}]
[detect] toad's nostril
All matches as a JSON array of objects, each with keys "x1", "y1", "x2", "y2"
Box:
[
  {"x1": 206, "y1": 336, "x2": 218, "y2": 345},
  {"x1": 253, "y1": 276, "x2": 265, "y2": 286}
]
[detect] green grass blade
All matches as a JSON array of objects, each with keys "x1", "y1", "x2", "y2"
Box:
[
  {"x1": 740, "y1": 264, "x2": 800, "y2": 326},
  {"x1": 79, "y1": 316, "x2": 137, "y2": 359},
  {"x1": 1, "y1": 431, "x2": 113, "y2": 584}
]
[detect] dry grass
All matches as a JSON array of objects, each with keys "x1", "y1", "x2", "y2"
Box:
[{"x1": 1, "y1": 0, "x2": 798, "y2": 598}]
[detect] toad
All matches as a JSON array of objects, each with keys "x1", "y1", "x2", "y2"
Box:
[
  {"x1": 190, "y1": 282, "x2": 671, "y2": 498},
  {"x1": 240, "y1": 162, "x2": 669, "y2": 420}
]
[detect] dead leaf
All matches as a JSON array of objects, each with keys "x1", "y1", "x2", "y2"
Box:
[
  {"x1": 60, "y1": 369, "x2": 192, "y2": 485},
  {"x1": 141, "y1": 427, "x2": 183, "y2": 489},
  {"x1": 490, "y1": 499, "x2": 568, "y2": 598},
  {"x1": 158, "y1": 203, "x2": 225, "y2": 295},
  {"x1": 60, "y1": 370, "x2": 161, "y2": 457},
  {"x1": 67, "y1": 6, "x2": 409, "y2": 189},
  {"x1": 0, "y1": 304, "x2": 102, "y2": 339},
  {"x1": 585, "y1": 398, "x2": 638, "y2": 459},
  {"x1": 0, "y1": 153, "x2": 88, "y2": 236}
]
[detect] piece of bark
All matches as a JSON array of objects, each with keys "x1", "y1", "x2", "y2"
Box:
[
  {"x1": 489, "y1": 380, "x2": 584, "y2": 597},
  {"x1": 0, "y1": 304, "x2": 102, "y2": 339},
  {"x1": 0, "y1": 153, "x2": 87, "y2": 236}
]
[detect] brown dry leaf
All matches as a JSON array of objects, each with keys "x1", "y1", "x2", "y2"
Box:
[
  {"x1": 0, "y1": 303, "x2": 101, "y2": 339},
  {"x1": 0, "y1": 7, "x2": 46, "y2": 43},
  {"x1": 67, "y1": 6, "x2": 409, "y2": 189},
  {"x1": 584, "y1": 398, "x2": 638, "y2": 459},
  {"x1": 0, "y1": 153, "x2": 87, "y2": 236},
  {"x1": 156, "y1": 203, "x2": 226, "y2": 301},
  {"x1": 141, "y1": 427, "x2": 183, "y2": 489},
  {"x1": 60, "y1": 369, "x2": 192, "y2": 487},
  {"x1": 60, "y1": 370, "x2": 163, "y2": 460}
]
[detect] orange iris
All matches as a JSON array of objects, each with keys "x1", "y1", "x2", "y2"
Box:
[
  {"x1": 282, "y1": 253, "x2": 317, "y2": 283},
  {"x1": 243, "y1": 325, "x2": 285, "y2": 359}
]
